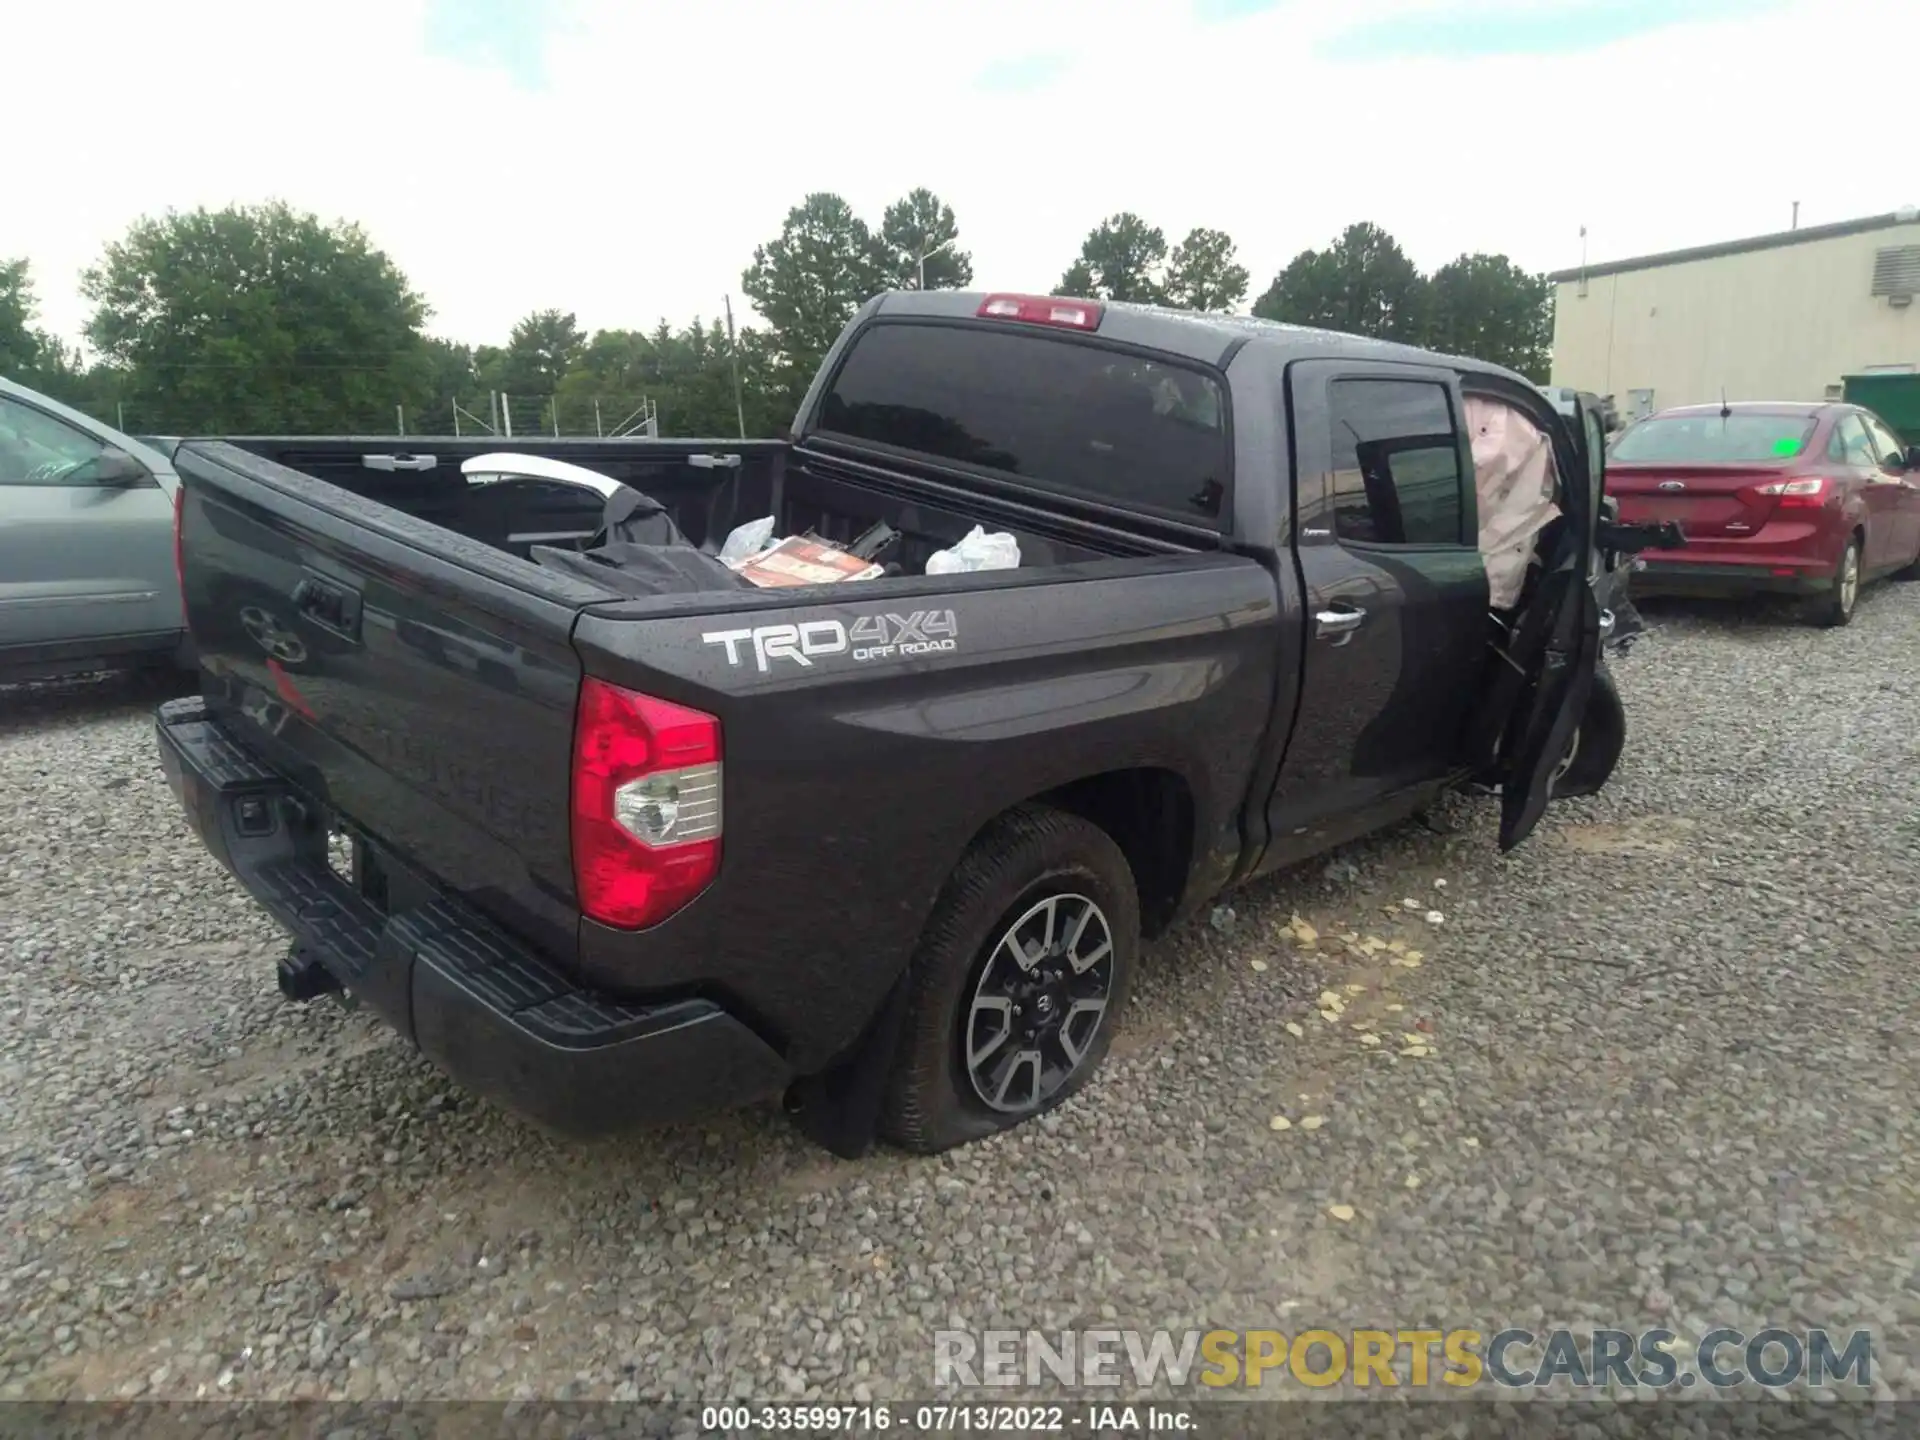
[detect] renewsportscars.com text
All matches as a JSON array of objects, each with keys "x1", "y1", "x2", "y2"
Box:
[{"x1": 934, "y1": 1327, "x2": 1874, "y2": 1391}]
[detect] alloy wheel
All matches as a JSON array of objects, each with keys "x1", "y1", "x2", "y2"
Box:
[
  {"x1": 964, "y1": 893, "x2": 1115, "y2": 1115},
  {"x1": 1838, "y1": 545, "x2": 1860, "y2": 617}
]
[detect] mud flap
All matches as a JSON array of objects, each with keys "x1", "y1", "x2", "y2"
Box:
[{"x1": 783, "y1": 969, "x2": 915, "y2": 1159}]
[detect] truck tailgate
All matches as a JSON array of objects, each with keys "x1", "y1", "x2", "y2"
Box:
[{"x1": 172, "y1": 441, "x2": 611, "y2": 964}]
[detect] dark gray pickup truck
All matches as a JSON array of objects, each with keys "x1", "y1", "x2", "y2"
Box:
[{"x1": 155, "y1": 291, "x2": 1654, "y2": 1155}]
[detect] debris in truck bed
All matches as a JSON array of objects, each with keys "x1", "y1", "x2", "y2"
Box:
[
  {"x1": 732, "y1": 535, "x2": 885, "y2": 587},
  {"x1": 530, "y1": 541, "x2": 742, "y2": 596},
  {"x1": 925, "y1": 525, "x2": 1021, "y2": 574},
  {"x1": 462, "y1": 452, "x2": 624, "y2": 500},
  {"x1": 846, "y1": 520, "x2": 901, "y2": 563},
  {"x1": 718, "y1": 516, "x2": 776, "y2": 563}
]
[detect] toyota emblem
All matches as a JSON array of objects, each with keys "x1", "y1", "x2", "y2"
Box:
[{"x1": 1657, "y1": 480, "x2": 1687, "y2": 492}]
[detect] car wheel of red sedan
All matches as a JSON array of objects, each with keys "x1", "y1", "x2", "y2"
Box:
[{"x1": 1812, "y1": 537, "x2": 1862, "y2": 628}]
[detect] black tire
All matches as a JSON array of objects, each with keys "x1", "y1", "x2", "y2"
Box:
[
  {"x1": 880, "y1": 805, "x2": 1139, "y2": 1154},
  {"x1": 1551, "y1": 659, "x2": 1625, "y2": 799},
  {"x1": 1893, "y1": 547, "x2": 1920, "y2": 582},
  {"x1": 1810, "y1": 536, "x2": 1862, "y2": 628}
]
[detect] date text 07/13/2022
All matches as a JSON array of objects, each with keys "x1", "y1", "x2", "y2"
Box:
[{"x1": 699, "y1": 1403, "x2": 1194, "y2": 1433}]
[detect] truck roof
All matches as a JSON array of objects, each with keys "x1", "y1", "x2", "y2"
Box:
[{"x1": 866, "y1": 289, "x2": 1529, "y2": 384}]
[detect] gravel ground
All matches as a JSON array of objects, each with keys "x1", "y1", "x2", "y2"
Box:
[{"x1": 1, "y1": 581, "x2": 1916, "y2": 1412}]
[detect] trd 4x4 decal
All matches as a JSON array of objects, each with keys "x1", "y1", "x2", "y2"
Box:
[{"x1": 702, "y1": 610, "x2": 959, "y2": 672}]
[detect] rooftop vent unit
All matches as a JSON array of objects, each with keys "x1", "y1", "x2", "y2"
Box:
[{"x1": 1871, "y1": 244, "x2": 1920, "y2": 307}]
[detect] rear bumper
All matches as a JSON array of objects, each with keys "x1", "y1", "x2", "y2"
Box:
[
  {"x1": 1632, "y1": 558, "x2": 1834, "y2": 598},
  {"x1": 154, "y1": 696, "x2": 790, "y2": 1136},
  {"x1": 1622, "y1": 513, "x2": 1844, "y2": 599}
]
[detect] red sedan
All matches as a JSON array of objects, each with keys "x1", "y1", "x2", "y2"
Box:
[{"x1": 1608, "y1": 401, "x2": 1920, "y2": 626}]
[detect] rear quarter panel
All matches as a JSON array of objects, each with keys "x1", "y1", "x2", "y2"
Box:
[{"x1": 571, "y1": 555, "x2": 1280, "y2": 1070}]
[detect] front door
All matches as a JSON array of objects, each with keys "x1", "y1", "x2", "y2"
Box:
[
  {"x1": 0, "y1": 391, "x2": 180, "y2": 654},
  {"x1": 1858, "y1": 410, "x2": 1920, "y2": 568},
  {"x1": 1477, "y1": 382, "x2": 1601, "y2": 850},
  {"x1": 1262, "y1": 361, "x2": 1488, "y2": 866},
  {"x1": 1831, "y1": 412, "x2": 1902, "y2": 571}
]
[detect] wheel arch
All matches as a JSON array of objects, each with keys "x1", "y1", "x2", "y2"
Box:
[
  {"x1": 781, "y1": 765, "x2": 1201, "y2": 1156},
  {"x1": 1027, "y1": 767, "x2": 1197, "y2": 939}
]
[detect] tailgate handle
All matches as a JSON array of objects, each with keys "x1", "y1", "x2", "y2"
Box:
[
  {"x1": 686, "y1": 453, "x2": 742, "y2": 470},
  {"x1": 293, "y1": 575, "x2": 363, "y2": 643},
  {"x1": 361, "y1": 453, "x2": 439, "y2": 472}
]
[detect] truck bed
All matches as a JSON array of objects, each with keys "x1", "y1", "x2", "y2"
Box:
[{"x1": 171, "y1": 434, "x2": 1287, "y2": 1078}]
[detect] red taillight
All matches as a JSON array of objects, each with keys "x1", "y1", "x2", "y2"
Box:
[
  {"x1": 1751, "y1": 476, "x2": 1828, "y2": 508},
  {"x1": 570, "y1": 677, "x2": 723, "y2": 930},
  {"x1": 976, "y1": 293, "x2": 1104, "y2": 330}
]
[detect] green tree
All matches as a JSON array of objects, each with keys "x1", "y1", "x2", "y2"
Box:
[
  {"x1": 545, "y1": 321, "x2": 788, "y2": 439},
  {"x1": 1054, "y1": 213, "x2": 1168, "y2": 304},
  {"x1": 471, "y1": 344, "x2": 509, "y2": 396},
  {"x1": 0, "y1": 259, "x2": 45, "y2": 379},
  {"x1": 743, "y1": 193, "x2": 885, "y2": 408},
  {"x1": 408, "y1": 337, "x2": 479, "y2": 433},
  {"x1": 1252, "y1": 222, "x2": 1427, "y2": 342},
  {"x1": 1424, "y1": 253, "x2": 1552, "y2": 381},
  {"x1": 501, "y1": 308, "x2": 586, "y2": 397},
  {"x1": 81, "y1": 201, "x2": 429, "y2": 432},
  {"x1": 0, "y1": 259, "x2": 88, "y2": 399},
  {"x1": 877, "y1": 188, "x2": 974, "y2": 291},
  {"x1": 1162, "y1": 227, "x2": 1249, "y2": 312}
]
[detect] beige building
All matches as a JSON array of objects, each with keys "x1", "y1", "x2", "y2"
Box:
[{"x1": 1549, "y1": 209, "x2": 1920, "y2": 420}]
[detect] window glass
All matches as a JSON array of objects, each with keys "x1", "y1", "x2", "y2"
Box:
[
  {"x1": 1325, "y1": 379, "x2": 1464, "y2": 545},
  {"x1": 817, "y1": 322, "x2": 1229, "y2": 523},
  {"x1": 1861, "y1": 413, "x2": 1906, "y2": 470},
  {"x1": 1829, "y1": 414, "x2": 1878, "y2": 468},
  {"x1": 0, "y1": 396, "x2": 109, "y2": 487},
  {"x1": 1612, "y1": 412, "x2": 1816, "y2": 463}
]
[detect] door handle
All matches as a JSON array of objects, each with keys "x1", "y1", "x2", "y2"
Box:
[
  {"x1": 1315, "y1": 604, "x2": 1367, "y2": 645},
  {"x1": 361, "y1": 453, "x2": 438, "y2": 472}
]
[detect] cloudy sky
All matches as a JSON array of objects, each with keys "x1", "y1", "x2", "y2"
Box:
[{"x1": 13, "y1": 0, "x2": 1917, "y2": 349}]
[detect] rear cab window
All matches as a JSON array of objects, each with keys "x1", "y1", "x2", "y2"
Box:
[{"x1": 811, "y1": 321, "x2": 1230, "y2": 528}]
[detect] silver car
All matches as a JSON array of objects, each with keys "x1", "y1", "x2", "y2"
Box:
[{"x1": 0, "y1": 376, "x2": 186, "y2": 681}]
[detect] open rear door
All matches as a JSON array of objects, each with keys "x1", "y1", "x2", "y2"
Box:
[{"x1": 1478, "y1": 384, "x2": 1603, "y2": 851}]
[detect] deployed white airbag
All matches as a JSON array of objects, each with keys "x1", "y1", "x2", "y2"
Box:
[
  {"x1": 1465, "y1": 396, "x2": 1560, "y2": 610},
  {"x1": 461, "y1": 452, "x2": 624, "y2": 499}
]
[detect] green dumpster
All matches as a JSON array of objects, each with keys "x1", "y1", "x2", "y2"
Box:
[{"x1": 1842, "y1": 372, "x2": 1920, "y2": 445}]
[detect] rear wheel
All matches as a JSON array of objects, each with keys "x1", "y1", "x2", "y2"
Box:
[
  {"x1": 880, "y1": 805, "x2": 1139, "y2": 1154},
  {"x1": 1810, "y1": 536, "x2": 1862, "y2": 628}
]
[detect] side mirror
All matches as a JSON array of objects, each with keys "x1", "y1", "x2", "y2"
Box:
[{"x1": 90, "y1": 447, "x2": 151, "y2": 487}]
